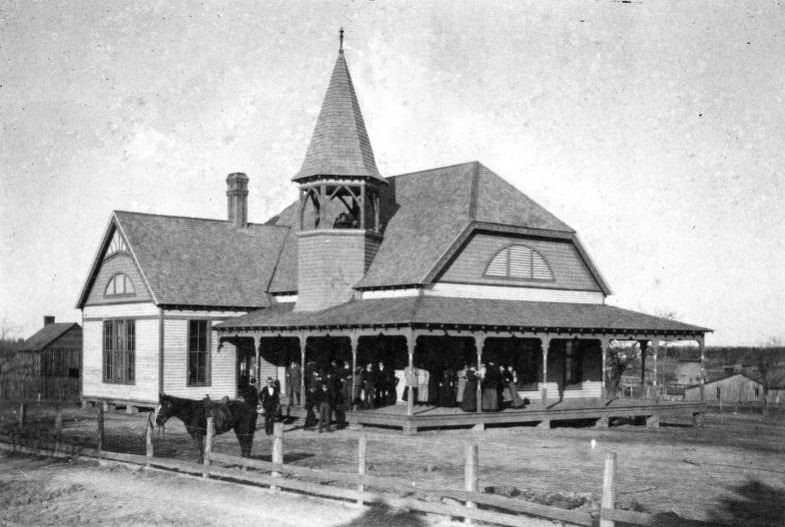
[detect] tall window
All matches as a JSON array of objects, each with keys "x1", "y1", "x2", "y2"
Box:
[
  {"x1": 103, "y1": 319, "x2": 135, "y2": 384},
  {"x1": 104, "y1": 273, "x2": 135, "y2": 297},
  {"x1": 484, "y1": 245, "x2": 554, "y2": 281},
  {"x1": 188, "y1": 320, "x2": 210, "y2": 386},
  {"x1": 564, "y1": 340, "x2": 582, "y2": 386}
]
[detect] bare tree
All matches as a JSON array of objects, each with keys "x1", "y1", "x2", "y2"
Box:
[
  {"x1": 0, "y1": 316, "x2": 26, "y2": 378},
  {"x1": 756, "y1": 338, "x2": 785, "y2": 416}
]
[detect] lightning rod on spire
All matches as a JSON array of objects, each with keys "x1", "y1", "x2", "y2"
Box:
[{"x1": 339, "y1": 28, "x2": 344, "y2": 52}]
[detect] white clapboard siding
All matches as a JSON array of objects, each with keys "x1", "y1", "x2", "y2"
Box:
[
  {"x1": 562, "y1": 381, "x2": 602, "y2": 399},
  {"x1": 425, "y1": 283, "x2": 604, "y2": 304},
  {"x1": 162, "y1": 318, "x2": 237, "y2": 400},
  {"x1": 83, "y1": 302, "x2": 159, "y2": 319},
  {"x1": 81, "y1": 318, "x2": 159, "y2": 403}
]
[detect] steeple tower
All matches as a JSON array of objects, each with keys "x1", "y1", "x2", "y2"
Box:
[{"x1": 294, "y1": 31, "x2": 386, "y2": 312}]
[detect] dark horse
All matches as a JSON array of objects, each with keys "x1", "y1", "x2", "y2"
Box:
[{"x1": 155, "y1": 393, "x2": 257, "y2": 462}]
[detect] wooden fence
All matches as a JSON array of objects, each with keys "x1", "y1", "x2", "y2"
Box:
[
  {"x1": 0, "y1": 375, "x2": 80, "y2": 401},
  {"x1": 0, "y1": 406, "x2": 720, "y2": 527}
]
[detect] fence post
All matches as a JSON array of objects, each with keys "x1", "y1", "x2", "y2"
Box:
[
  {"x1": 54, "y1": 402, "x2": 63, "y2": 440},
  {"x1": 18, "y1": 401, "x2": 26, "y2": 431},
  {"x1": 203, "y1": 416, "x2": 214, "y2": 479},
  {"x1": 600, "y1": 451, "x2": 617, "y2": 527},
  {"x1": 96, "y1": 404, "x2": 104, "y2": 455},
  {"x1": 272, "y1": 421, "x2": 284, "y2": 493},
  {"x1": 357, "y1": 433, "x2": 367, "y2": 505},
  {"x1": 464, "y1": 442, "x2": 478, "y2": 524},
  {"x1": 145, "y1": 413, "x2": 154, "y2": 468}
]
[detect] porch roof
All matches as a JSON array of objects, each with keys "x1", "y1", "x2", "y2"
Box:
[{"x1": 215, "y1": 296, "x2": 710, "y2": 336}]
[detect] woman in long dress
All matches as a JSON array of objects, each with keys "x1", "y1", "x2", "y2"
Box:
[
  {"x1": 456, "y1": 366, "x2": 468, "y2": 405},
  {"x1": 461, "y1": 370, "x2": 478, "y2": 412},
  {"x1": 481, "y1": 362, "x2": 500, "y2": 411},
  {"x1": 439, "y1": 368, "x2": 457, "y2": 407}
]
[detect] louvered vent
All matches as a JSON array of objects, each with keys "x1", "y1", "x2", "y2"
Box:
[{"x1": 484, "y1": 245, "x2": 554, "y2": 281}]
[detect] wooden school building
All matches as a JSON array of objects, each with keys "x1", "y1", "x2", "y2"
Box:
[{"x1": 77, "y1": 35, "x2": 709, "y2": 430}]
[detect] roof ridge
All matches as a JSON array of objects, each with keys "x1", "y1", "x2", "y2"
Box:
[
  {"x1": 388, "y1": 160, "x2": 480, "y2": 179},
  {"x1": 114, "y1": 210, "x2": 289, "y2": 228}
]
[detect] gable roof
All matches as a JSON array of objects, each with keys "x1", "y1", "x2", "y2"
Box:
[
  {"x1": 22, "y1": 323, "x2": 80, "y2": 352},
  {"x1": 293, "y1": 51, "x2": 383, "y2": 184},
  {"x1": 76, "y1": 211, "x2": 289, "y2": 309},
  {"x1": 355, "y1": 161, "x2": 591, "y2": 290}
]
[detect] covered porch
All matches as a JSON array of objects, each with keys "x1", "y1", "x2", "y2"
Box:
[{"x1": 214, "y1": 296, "x2": 710, "y2": 433}]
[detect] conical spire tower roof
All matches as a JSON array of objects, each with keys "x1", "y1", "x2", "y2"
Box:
[{"x1": 293, "y1": 49, "x2": 385, "y2": 184}]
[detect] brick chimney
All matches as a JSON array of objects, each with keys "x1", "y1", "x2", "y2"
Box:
[
  {"x1": 43, "y1": 315, "x2": 55, "y2": 326},
  {"x1": 226, "y1": 172, "x2": 249, "y2": 228}
]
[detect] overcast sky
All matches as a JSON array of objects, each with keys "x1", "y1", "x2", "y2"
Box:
[{"x1": 1, "y1": 1, "x2": 783, "y2": 345}]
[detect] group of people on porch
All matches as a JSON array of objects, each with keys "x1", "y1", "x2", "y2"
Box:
[
  {"x1": 404, "y1": 360, "x2": 526, "y2": 411},
  {"x1": 281, "y1": 358, "x2": 527, "y2": 415}
]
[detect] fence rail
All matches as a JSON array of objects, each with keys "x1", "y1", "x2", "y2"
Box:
[
  {"x1": 0, "y1": 403, "x2": 722, "y2": 527},
  {"x1": 0, "y1": 375, "x2": 79, "y2": 401}
]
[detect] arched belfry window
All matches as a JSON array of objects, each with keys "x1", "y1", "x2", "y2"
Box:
[
  {"x1": 105, "y1": 273, "x2": 136, "y2": 297},
  {"x1": 484, "y1": 245, "x2": 554, "y2": 281},
  {"x1": 105, "y1": 230, "x2": 129, "y2": 259}
]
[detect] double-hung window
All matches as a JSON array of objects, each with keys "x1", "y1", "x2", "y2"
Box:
[
  {"x1": 188, "y1": 320, "x2": 210, "y2": 386},
  {"x1": 103, "y1": 319, "x2": 135, "y2": 384}
]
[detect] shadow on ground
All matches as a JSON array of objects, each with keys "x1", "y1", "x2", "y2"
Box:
[
  {"x1": 336, "y1": 501, "x2": 427, "y2": 527},
  {"x1": 706, "y1": 478, "x2": 785, "y2": 527}
]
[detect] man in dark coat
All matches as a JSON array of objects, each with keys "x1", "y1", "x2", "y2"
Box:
[
  {"x1": 316, "y1": 383, "x2": 332, "y2": 433},
  {"x1": 304, "y1": 384, "x2": 319, "y2": 429},
  {"x1": 260, "y1": 377, "x2": 280, "y2": 435},
  {"x1": 361, "y1": 363, "x2": 377, "y2": 410},
  {"x1": 286, "y1": 360, "x2": 302, "y2": 407}
]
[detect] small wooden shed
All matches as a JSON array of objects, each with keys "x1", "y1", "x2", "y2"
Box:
[
  {"x1": 16, "y1": 316, "x2": 82, "y2": 400},
  {"x1": 684, "y1": 373, "x2": 762, "y2": 403}
]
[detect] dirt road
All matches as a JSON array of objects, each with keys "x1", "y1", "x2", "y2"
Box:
[{"x1": 0, "y1": 453, "x2": 559, "y2": 527}]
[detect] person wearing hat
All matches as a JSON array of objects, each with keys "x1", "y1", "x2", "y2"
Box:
[{"x1": 260, "y1": 377, "x2": 280, "y2": 435}]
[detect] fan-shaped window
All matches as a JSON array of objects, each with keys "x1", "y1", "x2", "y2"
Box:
[
  {"x1": 105, "y1": 273, "x2": 136, "y2": 297},
  {"x1": 484, "y1": 245, "x2": 554, "y2": 281},
  {"x1": 105, "y1": 230, "x2": 129, "y2": 259}
]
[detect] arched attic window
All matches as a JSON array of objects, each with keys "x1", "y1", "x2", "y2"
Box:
[
  {"x1": 105, "y1": 230, "x2": 129, "y2": 259},
  {"x1": 105, "y1": 273, "x2": 136, "y2": 297},
  {"x1": 484, "y1": 245, "x2": 554, "y2": 281}
]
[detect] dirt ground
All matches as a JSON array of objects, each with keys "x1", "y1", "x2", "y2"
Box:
[{"x1": 1, "y1": 403, "x2": 784, "y2": 526}]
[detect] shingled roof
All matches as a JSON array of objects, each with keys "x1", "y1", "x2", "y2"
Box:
[
  {"x1": 266, "y1": 161, "x2": 586, "y2": 293},
  {"x1": 22, "y1": 323, "x2": 80, "y2": 352},
  {"x1": 293, "y1": 50, "x2": 384, "y2": 183},
  {"x1": 77, "y1": 212, "x2": 290, "y2": 309},
  {"x1": 216, "y1": 296, "x2": 709, "y2": 335}
]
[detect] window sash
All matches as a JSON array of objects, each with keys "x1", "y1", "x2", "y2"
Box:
[
  {"x1": 103, "y1": 319, "x2": 135, "y2": 384},
  {"x1": 187, "y1": 320, "x2": 210, "y2": 386}
]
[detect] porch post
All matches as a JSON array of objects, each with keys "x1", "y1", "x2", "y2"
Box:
[
  {"x1": 600, "y1": 337, "x2": 609, "y2": 401},
  {"x1": 406, "y1": 330, "x2": 415, "y2": 417},
  {"x1": 350, "y1": 332, "x2": 359, "y2": 412},
  {"x1": 475, "y1": 333, "x2": 486, "y2": 413},
  {"x1": 255, "y1": 336, "x2": 262, "y2": 386},
  {"x1": 639, "y1": 340, "x2": 648, "y2": 398},
  {"x1": 541, "y1": 335, "x2": 551, "y2": 406},
  {"x1": 697, "y1": 335, "x2": 706, "y2": 402},
  {"x1": 299, "y1": 333, "x2": 306, "y2": 408},
  {"x1": 651, "y1": 338, "x2": 659, "y2": 394}
]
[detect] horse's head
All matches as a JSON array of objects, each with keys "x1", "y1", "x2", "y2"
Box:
[{"x1": 156, "y1": 393, "x2": 174, "y2": 427}]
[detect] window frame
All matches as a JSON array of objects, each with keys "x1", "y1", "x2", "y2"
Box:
[
  {"x1": 102, "y1": 319, "x2": 135, "y2": 385},
  {"x1": 564, "y1": 340, "x2": 583, "y2": 388},
  {"x1": 104, "y1": 272, "x2": 137, "y2": 298},
  {"x1": 483, "y1": 244, "x2": 555, "y2": 282},
  {"x1": 187, "y1": 319, "x2": 212, "y2": 387}
]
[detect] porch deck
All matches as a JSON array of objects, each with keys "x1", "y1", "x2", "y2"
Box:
[{"x1": 341, "y1": 398, "x2": 706, "y2": 433}]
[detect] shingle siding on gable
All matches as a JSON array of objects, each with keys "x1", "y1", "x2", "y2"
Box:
[
  {"x1": 438, "y1": 233, "x2": 602, "y2": 292},
  {"x1": 85, "y1": 253, "x2": 151, "y2": 305}
]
